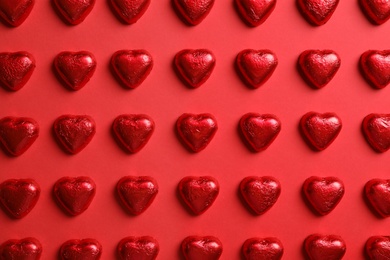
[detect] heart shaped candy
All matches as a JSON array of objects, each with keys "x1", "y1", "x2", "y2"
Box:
[
  {"x1": 59, "y1": 239, "x2": 102, "y2": 260},
  {"x1": 53, "y1": 0, "x2": 95, "y2": 25},
  {"x1": 239, "y1": 113, "x2": 281, "y2": 152},
  {"x1": 0, "y1": 237, "x2": 42, "y2": 259},
  {"x1": 111, "y1": 50, "x2": 153, "y2": 89},
  {"x1": 0, "y1": 0, "x2": 34, "y2": 27},
  {"x1": 176, "y1": 113, "x2": 218, "y2": 152},
  {"x1": 0, "y1": 179, "x2": 40, "y2": 219},
  {"x1": 303, "y1": 176, "x2": 344, "y2": 215},
  {"x1": 304, "y1": 234, "x2": 346, "y2": 260},
  {"x1": 242, "y1": 237, "x2": 284, "y2": 260},
  {"x1": 236, "y1": 49, "x2": 278, "y2": 89},
  {"x1": 366, "y1": 236, "x2": 390, "y2": 260},
  {"x1": 110, "y1": 0, "x2": 151, "y2": 24},
  {"x1": 112, "y1": 114, "x2": 155, "y2": 153},
  {"x1": 298, "y1": 50, "x2": 341, "y2": 89},
  {"x1": 174, "y1": 49, "x2": 216, "y2": 88},
  {"x1": 240, "y1": 176, "x2": 281, "y2": 215},
  {"x1": 178, "y1": 176, "x2": 219, "y2": 215},
  {"x1": 181, "y1": 236, "x2": 223, "y2": 260},
  {"x1": 365, "y1": 179, "x2": 390, "y2": 217},
  {"x1": 53, "y1": 176, "x2": 96, "y2": 216},
  {"x1": 54, "y1": 51, "x2": 97, "y2": 91},
  {"x1": 360, "y1": 0, "x2": 390, "y2": 25},
  {"x1": 362, "y1": 114, "x2": 390, "y2": 153},
  {"x1": 116, "y1": 176, "x2": 158, "y2": 215},
  {"x1": 173, "y1": 0, "x2": 215, "y2": 25},
  {"x1": 117, "y1": 236, "x2": 159, "y2": 260},
  {"x1": 0, "y1": 52, "x2": 35, "y2": 91},
  {"x1": 0, "y1": 116, "x2": 39, "y2": 156},
  {"x1": 300, "y1": 112, "x2": 342, "y2": 151},
  {"x1": 360, "y1": 50, "x2": 390, "y2": 89},
  {"x1": 235, "y1": 0, "x2": 276, "y2": 27},
  {"x1": 297, "y1": 0, "x2": 339, "y2": 26},
  {"x1": 53, "y1": 115, "x2": 96, "y2": 154}
]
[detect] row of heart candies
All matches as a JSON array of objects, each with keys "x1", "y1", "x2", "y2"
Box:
[{"x1": 1, "y1": 0, "x2": 389, "y2": 28}]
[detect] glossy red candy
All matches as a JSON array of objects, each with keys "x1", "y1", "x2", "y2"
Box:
[
  {"x1": 116, "y1": 176, "x2": 158, "y2": 215},
  {"x1": 174, "y1": 49, "x2": 216, "y2": 88},
  {"x1": 242, "y1": 237, "x2": 284, "y2": 260},
  {"x1": 360, "y1": 0, "x2": 390, "y2": 25},
  {"x1": 181, "y1": 236, "x2": 223, "y2": 260},
  {"x1": 0, "y1": 116, "x2": 39, "y2": 156},
  {"x1": 303, "y1": 176, "x2": 344, "y2": 215},
  {"x1": 173, "y1": 0, "x2": 214, "y2": 25},
  {"x1": 304, "y1": 234, "x2": 346, "y2": 260},
  {"x1": 176, "y1": 113, "x2": 218, "y2": 152},
  {"x1": 300, "y1": 112, "x2": 342, "y2": 151},
  {"x1": 297, "y1": 0, "x2": 339, "y2": 26},
  {"x1": 59, "y1": 239, "x2": 102, "y2": 260},
  {"x1": 0, "y1": 52, "x2": 35, "y2": 91},
  {"x1": 298, "y1": 50, "x2": 341, "y2": 89},
  {"x1": 112, "y1": 114, "x2": 155, "y2": 153},
  {"x1": 0, "y1": 179, "x2": 40, "y2": 219},
  {"x1": 53, "y1": 115, "x2": 96, "y2": 154},
  {"x1": 235, "y1": 0, "x2": 276, "y2": 27},
  {"x1": 117, "y1": 236, "x2": 159, "y2": 260},
  {"x1": 362, "y1": 114, "x2": 390, "y2": 153},
  {"x1": 111, "y1": 50, "x2": 153, "y2": 89},
  {"x1": 54, "y1": 51, "x2": 97, "y2": 91},
  {"x1": 366, "y1": 236, "x2": 390, "y2": 260},
  {"x1": 0, "y1": 237, "x2": 42, "y2": 260},
  {"x1": 53, "y1": 0, "x2": 95, "y2": 25},
  {"x1": 178, "y1": 176, "x2": 219, "y2": 215},
  {"x1": 53, "y1": 176, "x2": 96, "y2": 216},
  {"x1": 360, "y1": 50, "x2": 390, "y2": 89},
  {"x1": 0, "y1": 0, "x2": 34, "y2": 27},
  {"x1": 110, "y1": 0, "x2": 151, "y2": 24},
  {"x1": 365, "y1": 179, "x2": 390, "y2": 217}
]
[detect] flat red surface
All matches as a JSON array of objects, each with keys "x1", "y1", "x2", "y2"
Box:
[{"x1": 1, "y1": 1, "x2": 390, "y2": 259}]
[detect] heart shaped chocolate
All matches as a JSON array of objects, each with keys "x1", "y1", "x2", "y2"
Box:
[
  {"x1": 365, "y1": 179, "x2": 390, "y2": 217},
  {"x1": 362, "y1": 114, "x2": 390, "y2": 153},
  {"x1": 240, "y1": 176, "x2": 281, "y2": 215},
  {"x1": 0, "y1": 179, "x2": 40, "y2": 219},
  {"x1": 300, "y1": 112, "x2": 342, "y2": 151},
  {"x1": 304, "y1": 234, "x2": 346, "y2": 260},
  {"x1": 176, "y1": 113, "x2": 218, "y2": 152},
  {"x1": 53, "y1": 115, "x2": 96, "y2": 154},
  {"x1": 174, "y1": 49, "x2": 216, "y2": 88},
  {"x1": 236, "y1": 49, "x2": 278, "y2": 89},
  {"x1": 366, "y1": 236, "x2": 390, "y2": 259},
  {"x1": 298, "y1": 50, "x2": 341, "y2": 89},
  {"x1": 235, "y1": 0, "x2": 276, "y2": 27},
  {"x1": 0, "y1": 237, "x2": 42, "y2": 259},
  {"x1": 116, "y1": 176, "x2": 158, "y2": 215},
  {"x1": 360, "y1": 0, "x2": 390, "y2": 25},
  {"x1": 242, "y1": 237, "x2": 284, "y2": 260},
  {"x1": 117, "y1": 236, "x2": 159, "y2": 260},
  {"x1": 112, "y1": 114, "x2": 155, "y2": 153},
  {"x1": 0, "y1": 0, "x2": 34, "y2": 27},
  {"x1": 178, "y1": 176, "x2": 219, "y2": 215},
  {"x1": 297, "y1": 0, "x2": 339, "y2": 26},
  {"x1": 110, "y1": 0, "x2": 151, "y2": 24},
  {"x1": 239, "y1": 113, "x2": 281, "y2": 152},
  {"x1": 111, "y1": 50, "x2": 153, "y2": 89},
  {"x1": 360, "y1": 50, "x2": 390, "y2": 89},
  {"x1": 0, "y1": 116, "x2": 39, "y2": 156},
  {"x1": 181, "y1": 236, "x2": 223, "y2": 260},
  {"x1": 303, "y1": 176, "x2": 344, "y2": 215},
  {"x1": 53, "y1": 176, "x2": 96, "y2": 216},
  {"x1": 0, "y1": 52, "x2": 35, "y2": 91},
  {"x1": 173, "y1": 0, "x2": 215, "y2": 25},
  {"x1": 53, "y1": 0, "x2": 95, "y2": 25},
  {"x1": 59, "y1": 239, "x2": 102, "y2": 260}
]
